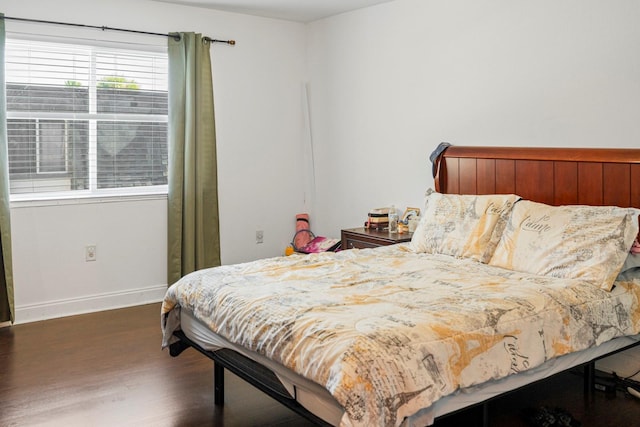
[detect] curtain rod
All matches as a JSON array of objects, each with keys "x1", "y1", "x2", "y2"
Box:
[{"x1": 3, "y1": 16, "x2": 236, "y2": 45}]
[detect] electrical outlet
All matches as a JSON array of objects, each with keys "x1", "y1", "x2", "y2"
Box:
[
  {"x1": 85, "y1": 245, "x2": 97, "y2": 262},
  {"x1": 256, "y1": 230, "x2": 264, "y2": 244}
]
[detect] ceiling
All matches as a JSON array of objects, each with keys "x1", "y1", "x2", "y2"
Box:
[{"x1": 152, "y1": 0, "x2": 394, "y2": 23}]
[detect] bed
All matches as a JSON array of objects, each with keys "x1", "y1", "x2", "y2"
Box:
[{"x1": 162, "y1": 145, "x2": 640, "y2": 427}]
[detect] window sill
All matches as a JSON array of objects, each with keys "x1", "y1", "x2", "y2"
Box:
[{"x1": 10, "y1": 190, "x2": 168, "y2": 209}]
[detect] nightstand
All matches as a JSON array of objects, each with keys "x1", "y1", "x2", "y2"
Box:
[{"x1": 341, "y1": 227, "x2": 413, "y2": 250}]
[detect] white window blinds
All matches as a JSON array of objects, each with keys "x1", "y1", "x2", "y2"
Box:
[{"x1": 5, "y1": 38, "x2": 169, "y2": 197}]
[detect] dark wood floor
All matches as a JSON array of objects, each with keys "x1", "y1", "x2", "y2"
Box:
[{"x1": 0, "y1": 303, "x2": 638, "y2": 426}]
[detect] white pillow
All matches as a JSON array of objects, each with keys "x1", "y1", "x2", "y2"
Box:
[
  {"x1": 489, "y1": 200, "x2": 640, "y2": 291},
  {"x1": 410, "y1": 190, "x2": 520, "y2": 263}
]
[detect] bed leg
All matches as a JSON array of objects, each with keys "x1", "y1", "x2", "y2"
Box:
[
  {"x1": 481, "y1": 402, "x2": 489, "y2": 427},
  {"x1": 214, "y1": 362, "x2": 225, "y2": 405},
  {"x1": 583, "y1": 361, "x2": 595, "y2": 398}
]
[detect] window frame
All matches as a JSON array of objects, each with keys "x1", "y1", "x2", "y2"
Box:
[{"x1": 5, "y1": 34, "x2": 170, "y2": 203}]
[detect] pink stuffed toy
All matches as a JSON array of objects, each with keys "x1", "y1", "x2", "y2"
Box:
[{"x1": 631, "y1": 238, "x2": 640, "y2": 254}]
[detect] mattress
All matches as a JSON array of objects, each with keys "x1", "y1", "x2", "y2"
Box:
[
  {"x1": 162, "y1": 244, "x2": 640, "y2": 426},
  {"x1": 180, "y1": 307, "x2": 640, "y2": 426}
]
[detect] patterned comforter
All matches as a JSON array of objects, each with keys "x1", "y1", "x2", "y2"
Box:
[{"x1": 161, "y1": 244, "x2": 640, "y2": 427}]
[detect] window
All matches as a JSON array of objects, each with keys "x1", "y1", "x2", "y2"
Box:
[{"x1": 5, "y1": 38, "x2": 168, "y2": 198}]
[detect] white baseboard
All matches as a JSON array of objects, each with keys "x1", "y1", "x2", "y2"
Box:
[{"x1": 14, "y1": 284, "x2": 168, "y2": 324}]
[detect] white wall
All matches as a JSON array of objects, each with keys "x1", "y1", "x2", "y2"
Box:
[
  {"x1": 307, "y1": 0, "x2": 640, "y2": 235},
  {"x1": 10, "y1": 197, "x2": 168, "y2": 321},
  {"x1": 2, "y1": 0, "x2": 308, "y2": 322}
]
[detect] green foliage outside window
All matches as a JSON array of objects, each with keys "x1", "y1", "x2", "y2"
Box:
[{"x1": 97, "y1": 76, "x2": 139, "y2": 90}]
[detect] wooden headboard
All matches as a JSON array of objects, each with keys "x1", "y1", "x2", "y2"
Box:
[{"x1": 433, "y1": 146, "x2": 640, "y2": 211}]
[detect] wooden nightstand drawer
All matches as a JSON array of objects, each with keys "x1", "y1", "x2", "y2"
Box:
[{"x1": 341, "y1": 228, "x2": 413, "y2": 250}]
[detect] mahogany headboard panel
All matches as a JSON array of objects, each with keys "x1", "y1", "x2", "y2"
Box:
[{"x1": 434, "y1": 146, "x2": 640, "y2": 210}]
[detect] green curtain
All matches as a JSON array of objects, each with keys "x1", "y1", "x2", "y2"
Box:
[
  {"x1": 167, "y1": 32, "x2": 221, "y2": 286},
  {"x1": 0, "y1": 14, "x2": 15, "y2": 323}
]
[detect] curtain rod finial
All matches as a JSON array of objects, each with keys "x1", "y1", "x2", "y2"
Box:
[{"x1": 207, "y1": 38, "x2": 235, "y2": 45}]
